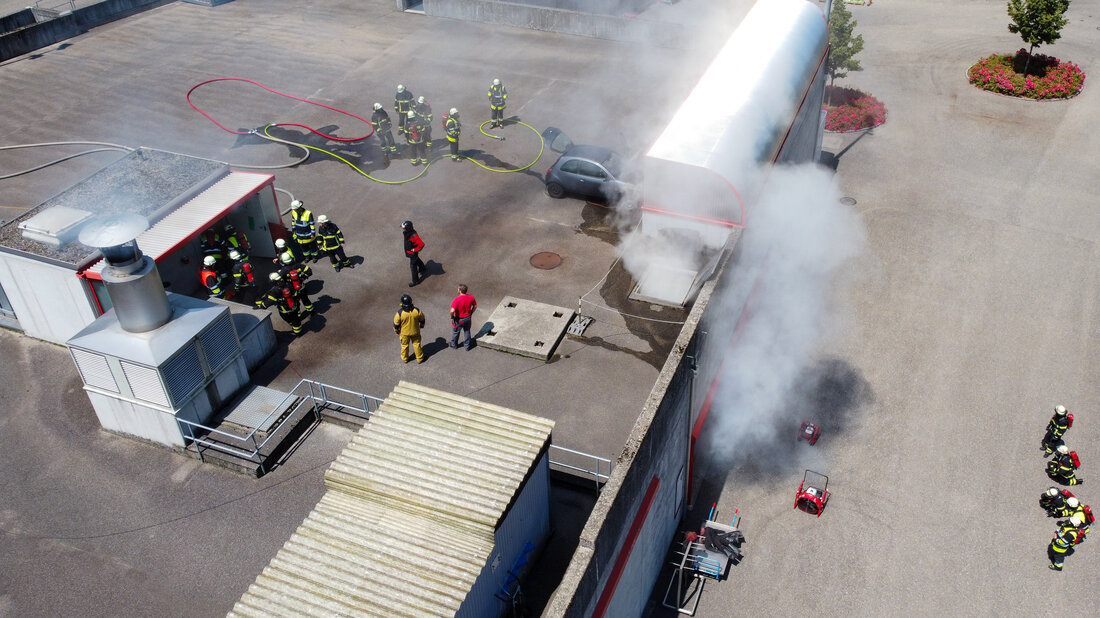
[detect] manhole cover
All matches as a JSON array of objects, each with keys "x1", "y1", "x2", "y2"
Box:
[
  {"x1": 530, "y1": 252, "x2": 562, "y2": 270},
  {"x1": 840, "y1": 196, "x2": 857, "y2": 206}
]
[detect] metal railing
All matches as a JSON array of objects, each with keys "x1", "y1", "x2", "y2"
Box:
[
  {"x1": 177, "y1": 379, "x2": 383, "y2": 474},
  {"x1": 549, "y1": 445, "x2": 612, "y2": 493}
]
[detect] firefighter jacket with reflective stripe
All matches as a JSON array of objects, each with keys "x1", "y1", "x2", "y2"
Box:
[
  {"x1": 1052, "y1": 526, "x2": 1079, "y2": 552},
  {"x1": 201, "y1": 232, "x2": 225, "y2": 258},
  {"x1": 393, "y1": 307, "x2": 425, "y2": 336},
  {"x1": 201, "y1": 268, "x2": 226, "y2": 295},
  {"x1": 291, "y1": 208, "x2": 315, "y2": 238},
  {"x1": 259, "y1": 284, "x2": 296, "y2": 313},
  {"x1": 318, "y1": 222, "x2": 345, "y2": 251},
  {"x1": 225, "y1": 231, "x2": 250, "y2": 255},
  {"x1": 1048, "y1": 415, "x2": 1070, "y2": 437},
  {"x1": 403, "y1": 231, "x2": 424, "y2": 256},
  {"x1": 394, "y1": 90, "x2": 414, "y2": 113},
  {"x1": 404, "y1": 120, "x2": 424, "y2": 143},
  {"x1": 488, "y1": 84, "x2": 507, "y2": 108},
  {"x1": 415, "y1": 101, "x2": 432, "y2": 123},
  {"x1": 232, "y1": 260, "x2": 254, "y2": 288},
  {"x1": 445, "y1": 115, "x2": 460, "y2": 141},
  {"x1": 371, "y1": 109, "x2": 392, "y2": 133}
]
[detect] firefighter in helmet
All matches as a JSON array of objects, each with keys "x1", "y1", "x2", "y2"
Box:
[
  {"x1": 256, "y1": 272, "x2": 305, "y2": 336},
  {"x1": 404, "y1": 110, "x2": 427, "y2": 165},
  {"x1": 415, "y1": 96, "x2": 433, "y2": 149},
  {"x1": 393, "y1": 293, "x2": 426, "y2": 363},
  {"x1": 229, "y1": 249, "x2": 256, "y2": 301},
  {"x1": 316, "y1": 214, "x2": 352, "y2": 272},
  {"x1": 394, "y1": 84, "x2": 414, "y2": 132},
  {"x1": 371, "y1": 102, "x2": 397, "y2": 160},
  {"x1": 200, "y1": 255, "x2": 228, "y2": 299},
  {"x1": 1047, "y1": 444, "x2": 1081, "y2": 485},
  {"x1": 1040, "y1": 487, "x2": 1069, "y2": 517},
  {"x1": 277, "y1": 251, "x2": 314, "y2": 313},
  {"x1": 1042, "y1": 404, "x2": 1071, "y2": 455},
  {"x1": 1048, "y1": 513, "x2": 1085, "y2": 571},
  {"x1": 223, "y1": 223, "x2": 250, "y2": 257},
  {"x1": 199, "y1": 229, "x2": 226, "y2": 269},
  {"x1": 289, "y1": 200, "x2": 317, "y2": 262},
  {"x1": 488, "y1": 78, "x2": 507, "y2": 128},
  {"x1": 445, "y1": 108, "x2": 461, "y2": 161}
]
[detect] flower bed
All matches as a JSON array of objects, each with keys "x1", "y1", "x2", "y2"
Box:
[
  {"x1": 968, "y1": 49, "x2": 1085, "y2": 100},
  {"x1": 823, "y1": 86, "x2": 887, "y2": 132}
]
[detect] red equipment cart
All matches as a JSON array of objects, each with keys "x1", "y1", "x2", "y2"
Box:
[
  {"x1": 794, "y1": 470, "x2": 830, "y2": 517},
  {"x1": 797, "y1": 420, "x2": 820, "y2": 445}
]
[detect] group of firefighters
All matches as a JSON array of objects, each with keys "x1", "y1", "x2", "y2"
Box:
[
  {"x1": 197, "y1": 199, "x2": 352, "y2": 337},
  {"x1": 1038, "y1": 405, "x2": 1093, "y2": 571},
  {"x1": 369, "y1": 79, "x2": 507, "y2": 166}
]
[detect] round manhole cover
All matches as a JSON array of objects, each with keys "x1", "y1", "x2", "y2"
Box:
[
  {"x1": 530, "y1": 252, "x2": 562, "y2": 270},
  {"x1": 840, "y1": 196, "x2": 857, "y2": 206}
]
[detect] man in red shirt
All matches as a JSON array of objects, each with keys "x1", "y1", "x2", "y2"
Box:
[
  {"x1": 402, "y1": 220, "x2": 426, "y2": 286},
  {"x1": 449, "y1": 284, "x2": 477, "y2": 350}
]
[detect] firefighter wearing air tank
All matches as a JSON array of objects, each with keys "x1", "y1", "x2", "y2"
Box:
[
  {"x1": 1047, "y1": 444, "x2": 1082, "y2": 485},
  {"x1": 488, "y1": 78, "x2": 507, "y2": 127},
  {"x1": 316, "y1": 215, "x2": 351, "y2": 272},
  {"x1": 229, "y1": 249, "x2": 256, "y2": 301},
  {"x1": 1048, "y1": 513, "x2": 1086, "y2": 571},
  {"x1": 1041, "y1": 487, "x2": 1072, "y2": 517},
  {"x1": 415, "y1": 96, "x2": 433, "y2": 149},
  {"x1": 278, "y1": 252, "x2": 314, "y2": 312},
  {"x1": 371, "y1": 103, "x2": 396, "y2": 160},
  {"x1": 445, "y1": 108, "x2": 461, "y2": 161},
  {"x1": 404, "y1": 111, "x2": 427, "y2": 166},
  {"x1": 1042, "y1": 405, "x2": 1072, "y2": 455},
  {"x1": 394, "y1": 84, "x2": 414, "y2": 132},
  {"x1": 256, "y1": 272, "x2": 305, "y2": 336},
  {"x1": 289, "y1": 200, "x2": 317, "y2": 261},
  {"x1": 223, "y1": 224, "x2": 250, "y2": 257},
  {"x1": 200, "y1": 255, "x2": 228, "y2": 299}
]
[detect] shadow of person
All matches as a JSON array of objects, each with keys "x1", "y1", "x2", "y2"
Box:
[
  {"x1": 303, "y1": 313, "x2": 326, "y2": 333},
  {"x1": 421, "y1": 260, "x2": 445, "y2": 282},
  {"x1": 474, "y1": 321, "x2": 494, "y2": 339},
  {"x1": 422, "y1": 336, "x2": 450, "y2": 358},
  {"x1": 312, "y1": 294, "x2": 341, "y2": 315}
]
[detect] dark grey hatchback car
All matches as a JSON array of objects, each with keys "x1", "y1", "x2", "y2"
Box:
[{"x1": 542, "y1": 127, "x2": 633, "y2": 206}]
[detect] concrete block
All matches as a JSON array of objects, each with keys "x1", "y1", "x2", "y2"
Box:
[{"x1": 478, "y1": 296, "x2": 574, "y2": 361}]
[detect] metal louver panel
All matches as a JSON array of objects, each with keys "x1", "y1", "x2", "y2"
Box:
[
  {"x1": 161, "y1": 343, "x2": 205, "y2": 406},
  {"x1": 120, "y1": 361, "x2": 169, "y2": 407},
  {"x1": 199, "y1": 312, "x2": 239, "y2": 372},
  {"x1": 70, "y1": 348, "x2": 119, "y2": 392}
]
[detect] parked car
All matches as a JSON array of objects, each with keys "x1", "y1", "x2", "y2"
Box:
[{"x1": 542, "y1": 127, "x2": 635, "y2": 207}]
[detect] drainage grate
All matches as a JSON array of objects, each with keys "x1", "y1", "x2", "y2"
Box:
[
  {"x1": 530, "y1": 252, "x2": 562, "y2": 270},
  {"x1": 567, "y1": 315, "x2": 593, "y2": 336}
]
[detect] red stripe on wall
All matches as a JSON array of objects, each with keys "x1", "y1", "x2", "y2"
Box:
[{"x1": 592, "y1": 475, "x2": 661, "y2": 618}]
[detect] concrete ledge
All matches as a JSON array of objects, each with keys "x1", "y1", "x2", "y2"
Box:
[
  {"x1": 0, "y1": 0, "x2": 169, "y2": 62},
  {"x1": 1, "y1": 9, "x2": 36, "y2": 35},
  {"x1": 477, "y1": 296, "x2": 574, "y2": 361}
]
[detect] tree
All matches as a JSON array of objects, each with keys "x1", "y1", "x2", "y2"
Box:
[
  {"x1": 826, "y1": 1, "x2": 865, "y2": 97},
  {"x1": 1007, "y1": 0, "x2": 1071, "y2": 75}
]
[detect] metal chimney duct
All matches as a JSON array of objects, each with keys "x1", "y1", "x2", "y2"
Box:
[{"x1": 79, "y1": 214, "x2": 172, "y2": 333}]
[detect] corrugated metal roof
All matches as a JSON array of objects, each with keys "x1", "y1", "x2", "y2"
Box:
[
  {"x1": 230, "y1": 381, "x2": 555, "y2": 618},
  {"x1": 85, "y1": 171, "x2": 272, "y2": 279}
]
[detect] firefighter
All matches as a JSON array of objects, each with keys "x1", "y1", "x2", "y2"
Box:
[
  {"x1": 289, "y1": 200, "x2": 317, "y2": 261},
  {"x1": 393, "y1": 293, "x2": 426, "y2": 363},
  {"x1": 277, "y1": 251, "x2": 314, "y2": 312},
  {"x1": 1047, "y1": 444, "x2": 1082, "y2": 485},
  {"x1": 394, "y1": 84, "x2": 414, "y2": 132},
  {"x1": 371, "y1": 102, "x2": 396, "y2": 161},
  {"x1": 1042, "y1": 405, "x2": 1071, "y2": 455},
  {"x1": 402, "y1": 220, "x2": 426, "y2": 286},
  {"x1": 316, "y1": 215, "x2": 352, "y2": 272},
  {"x1": 445, "y1": 108, "x2": 461, "y2": 161},
  {"x1": 1040, "y1": 487, "x2": 1071, "y2": 517},
  {"x1": 404, "y1": 110, "x2": 427, "y2": 165},
  {"x1": 1061, "y1": 496, "x2": 1085, "y2": 521},
  {"x1": 198, "y1": 255, "x2": 227, "y2": 299},
  {"x1": 199, "y1": 229, "x2": 226, "y2": 268},
  {"x1": 415, "y1": 96, "x2": 433, "y2": 149},
  {"x1": 1048, "y1": 513, "x2": 1085, "y2": 571},
  {"x1": 223, "y1": 224, "x2": 250, "y2": 257},
  {"x1": 488, "y1": 78, "x2": 507, "y2": 127},
  {"x1": 229, "y1": 249, "x2": 256, "y2": 300},
  {"x1": 256, "y1": 272, "x2": 305, "y2": 336}
]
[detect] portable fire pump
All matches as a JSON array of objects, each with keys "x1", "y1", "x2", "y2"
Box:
[
  {"x1": 797, "y1": 420, "x2": 820, "y2": 445},
  {"x1": 794, "y1": 470, "x2": 830, "y2": 517}
]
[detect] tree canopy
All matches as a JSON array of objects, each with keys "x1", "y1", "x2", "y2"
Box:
[
  {"x1": 1007, "y1": 0, "x2": 1071, "y2": 57},
  {"x1": 826, "y1": 1, "x2": 865, "y2": 87}
]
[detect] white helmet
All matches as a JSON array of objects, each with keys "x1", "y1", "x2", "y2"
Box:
[
  {"x1": 203, "y1": 256, "x2": 216, "y2": 267},
  {"x1": 291, "y1": 199, "x2": 304, "y2": 209},
  {"x1": 406, "y1": 110, "x2": 415, "y2": 119},
  {"x1": 279, "y1": 252, "x2": 294, "y2": 265},
  {"x1": 1047, "y1": 487, "x2": 1060, "y2": 497},
  {"x1": 1056, "y1": 445, "x2": 1069, "y2": 455},
  {"x1": 450, "y1": 107, "x2": 458, "y2": 116},
  {"x1": 1055, "y1": 405, "x2": 1067, "y2": 416},
  {"x1": 417, "y1": 96, "x2": 425, "y2": 104},
  {"x1": 1067, "y1": 497, "x2": 1080, "y2": 508},
  {"x1": 228, "y1": 249, "x2": 241, "y2": 261},
  {"x1": 269, "y1": 272, "x2": 281, "y2": 282},
  {"x1": 317, "y1": 214, "x2": 329, "y2": 224},
  {"x1": 493, "y1": 78, "x2": 500, "y2": 86},
  {"x1": 275, "y1": 238, "x2": 287, "y2": 249},
  {"x1": 1070, "y1": 513, "x2": 1086, "y2": 527},
  {"x1": 373, "y1": 102, "x2": 382, "y2": 111},
  {"x1": 396, "y1": 84, "x2": 405, "y2": 93}
]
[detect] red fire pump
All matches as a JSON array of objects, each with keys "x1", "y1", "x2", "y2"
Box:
[
  {"x1": 797, "y1": 420, "x2": 820, "y2": 445},
  {"x1": 794, "y1": 470, "x2": 830, "y2": 517}
]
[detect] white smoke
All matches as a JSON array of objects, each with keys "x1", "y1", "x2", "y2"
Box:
[{"x1": 705, "y1": 163, "x2": 867, "y2": 467}]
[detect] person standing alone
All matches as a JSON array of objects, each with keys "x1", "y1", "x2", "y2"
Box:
[
  {"x1": 450, "y1": 284, "x2": 477, "y2": 350},
  {"x1": 393, "y1": 294, "x2": 426, "y2": 363},
  {"x1": 402, "y1": 220, "x2": 426, "y2": 286}
]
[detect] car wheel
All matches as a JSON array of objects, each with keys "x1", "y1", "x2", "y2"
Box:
[{"x1": 546, "y1": 182, "x2": 565, "y2": 199}]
